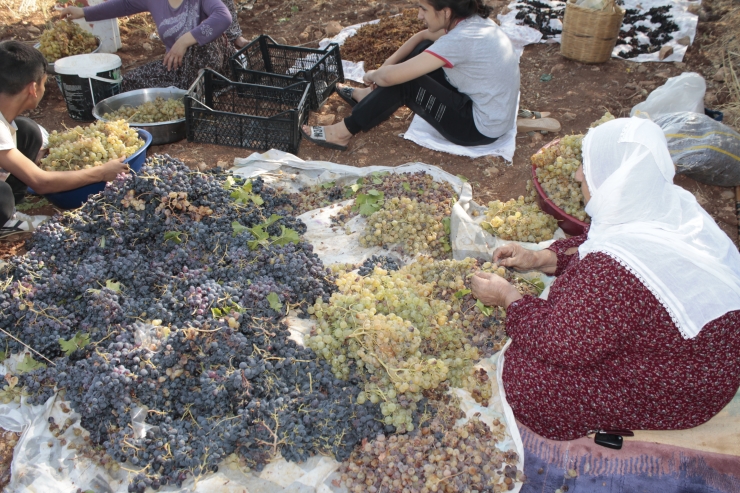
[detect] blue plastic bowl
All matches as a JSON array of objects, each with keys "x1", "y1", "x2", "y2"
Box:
[{"x1": 41, "y1": 129, "x2": 152, "y2": 210}]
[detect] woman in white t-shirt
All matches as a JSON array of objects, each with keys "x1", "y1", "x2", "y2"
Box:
[{"x1": 301, "y1": 0, "x2": 520, "y2": 151}]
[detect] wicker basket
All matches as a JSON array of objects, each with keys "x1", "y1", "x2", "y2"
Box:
[{"x1": 560, "y1": 0, "x2": 625, "y2": 64}]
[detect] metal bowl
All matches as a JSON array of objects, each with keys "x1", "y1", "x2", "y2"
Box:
[
  {"x1": 35, "y1": 36, "x2": 101, "y2": 75},
  {"x1": 93, "y1": 88, "x2": 188, "y2": 146}
]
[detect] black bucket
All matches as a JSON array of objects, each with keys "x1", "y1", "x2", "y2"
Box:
[{"x1": 54, "y1": 53, "x2": 122, "y2": 121}]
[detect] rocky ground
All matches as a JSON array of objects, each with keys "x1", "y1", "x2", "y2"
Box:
[{"x1": 0, "y1": 0, "x2": 739, "y2": 487}]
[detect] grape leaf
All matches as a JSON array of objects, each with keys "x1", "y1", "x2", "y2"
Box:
[
  {"x1": 272, "y1": 226, "x2": 300, "y2": 246},
  {"x1": 17, "y1": 354, "x2": 46, "y2": 373},
  {"x1": 232, "y1": 221, "x2": 250, "y2": 237},
  {"x1": 211, "y1": 307, "x2": 223, "y2": 318},
  {"x1": 350, "y1": 184, "x2": 361, "y2": 193},
  {"x1": 267, "y1": 292, "x2": 283, "y2": 312},
  {"x1": 475, "y1": 300, "x2": 494, "y2": 317},
  {"x1": 164, "y1": 231, "x2": 183, "y2": 244},
  {"x1": 372, "y1": 177, "x2": 383, "y2": 185},
  {"x1": 442, "y1": 217, "x2": 451, "y2": 235},
  {"x1": 231, "y1": 180, "x2": 264, "y2": 205},
  {"x1": 223, "y1": 176, "x2": 237, "y2": 189},
  {"x1": 0, "y1": 350, "x2": 6, "y2": 363},
  {"x1": 356, "y1": 177, "x2": 365, "y2": 185},
  {"x1": 247, "y1": 226, "x2": 270, "y2": 250},
  {"x1": 105, "y1": 280, "x2": 121, "y2": 292},
  {"x1": 354, "y1": 191, "x2": 384, "y2": 216},
  {"x1": 321, "y1": 181, "x2": 336, "y2": 189},
  {"x1": 456, "y1": 174, "x2": 469, "y2": 182},
  {"x1": 263, "y1": 214, "x2": 283, "y2": 227},
  {"x1": 402, "y1": 182, "x2": 411, "y2": 192},
  {"x1": 454, "y1": 288, "x2": 471, "y2": 299},
  {"x1": 358, "y1": 202, "x2": 380, "y2": 216},
  {"x1": 4, "y1": 374, "x2": 18, "y2": 389},
  {"x1": 58, "y1": 332, "x2": 90, "y2": 356}
]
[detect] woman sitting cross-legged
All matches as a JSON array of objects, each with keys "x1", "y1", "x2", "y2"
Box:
[{"x1": 301, "y1": 0, "x2": 520, "y2": 151}]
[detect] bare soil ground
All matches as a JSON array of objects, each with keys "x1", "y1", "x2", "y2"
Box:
[{"x1": 0, "y1": 0, "x2": 739, "y2": 483}]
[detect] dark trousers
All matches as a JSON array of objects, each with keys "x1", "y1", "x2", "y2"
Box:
[
  {"x1": 6, "y1": 117, "x2": 43, "y2": 203},
  {"x1": 343, "y1": 40, "x2": 498, "y2": 147},
  {"x1": 0, "y1": 181, "x2": 14, "y2": 226},
  {"x1": 1, "y1": 117, "x2": 43, "y2": 225}
]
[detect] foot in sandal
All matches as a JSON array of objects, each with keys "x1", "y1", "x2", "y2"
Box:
[
  {"x1": 335, "y1": 83, "x2": 373, "y2": 106},
  {"x1": 301, "y1": 122, "x2": 353, "y2": 151}
]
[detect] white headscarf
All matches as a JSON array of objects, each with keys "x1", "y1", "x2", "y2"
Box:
[{"x1": 578, "y1": 117, "x2": 740, "y2": 339}]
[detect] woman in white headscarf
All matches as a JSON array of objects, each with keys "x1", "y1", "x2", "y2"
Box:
[{"x1": 470, "y1": 117, "x2": 740, "y2": 440}]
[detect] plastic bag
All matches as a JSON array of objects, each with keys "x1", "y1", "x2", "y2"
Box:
[
  {"x1": 575, "y1": 0, "x2": 608, "y2": 11},
  {"x1": 631, "y1": 72, "x2": 706, "y2": 120},
  {"x1": 655, "y1": 111, "x2": 740, "y2": 187}
]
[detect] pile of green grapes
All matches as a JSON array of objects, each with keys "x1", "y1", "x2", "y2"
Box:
[
  {"x1": 102, "y1": 97, "x2": 185, "y2": 123},
  {"x1": 529, "y1": 134, "x2": 589, "y2": 222},
  {"x1": 359, "y1": 196, "x2": 451, "y2": 258},
  {"x1": 40, "y1": 120, "x2": 143, "y2": 171},
  {"x1": 480, "y1": 196, "x2": 559, "y2": 243},
  {"x1": 307, "y1": 257, "x2": 543, "y2": 431},
  {"x1": 38, "y1": 21, "x2": 98, "y2": 62},
  {"x1": 528, "y1": 112, "x2": 615, "y2": 223}
]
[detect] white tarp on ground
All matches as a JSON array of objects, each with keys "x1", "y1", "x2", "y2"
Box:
[
  {"x1": 0, "y1": 152, "x2": 562, "y2": 492},
  {"x1": 498, "y1": 0, "x2": 700, "y2": 62},
  {"x1": 318, "y1": 19, "x2": 540, "y2": 161}
]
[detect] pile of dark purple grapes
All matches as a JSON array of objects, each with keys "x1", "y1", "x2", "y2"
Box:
[{"x1": 0, "y1": 155, "x2": 386, "y2": 492}]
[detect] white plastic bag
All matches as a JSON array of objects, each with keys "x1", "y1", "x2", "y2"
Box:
[
  {"x1": 631, "y1": 72, "x2": 706, "y2": 120},
  {"x1": 655, "y1": 112, "x2": 740, "y2": 187},
  {"x1": 575, "y1": 0, "x2": 608, "y2": 11}
]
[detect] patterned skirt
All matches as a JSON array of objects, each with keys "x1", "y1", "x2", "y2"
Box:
[
  {"x1": 121, "y1": 0, "x2": 241, "y2": 91},
  {"x1": 121, "y1": 35, "x2": 235, "y2": 91}
]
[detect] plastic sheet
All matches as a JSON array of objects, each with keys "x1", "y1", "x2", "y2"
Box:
[
  {"x1": 631, "y1": 72, "x2": 706, "y2": 120},
  {"x1": 0, "y1": 152, "x2": 561, "y2": 492},
  {"x1": 656, "y1": 111, "x2": 740, "y2": 187}
]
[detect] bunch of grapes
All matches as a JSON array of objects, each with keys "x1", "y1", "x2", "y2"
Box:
[
  {"x1": 480, "y1": 196, "x2": 559, "y2": 242},
  {"x1": 405, "y1": 257, "x2": 543, "y2": 359},
  {"x1": 359, "y1": 196, "x2": 451, "y2": 258},
  {"x1": 40, "y1": 120, "x2": 143, "y2": 171},
  {"x1": 528, "y1": 112, "x2": 615, "y2": 222},
  {"x1": 339, "y1": 398, "x2": 526, "y2": 493},
  {"x1": 103, "y1": 97, "x2": 186, "y2": 123},
  {"x1": 287, "y1": 171, "x2": 458, "y2": 224},
  {"x1": 38, "y1": 20, "x2": 98, "y2": 62},
  {"x1": 307, "y1": 256, "x2": 544, "y2": 432},
  {"x1": 529, "y1": 134, "x2": 589, "y2": 222}
]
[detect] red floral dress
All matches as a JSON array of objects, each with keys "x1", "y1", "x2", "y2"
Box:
[{"x1": 502, "y1": 234, "x2": 740, "y2": 441}]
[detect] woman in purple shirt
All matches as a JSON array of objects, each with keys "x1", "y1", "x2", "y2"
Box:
[{"x1": 61, "y1": 0, "x2": 247, "y2": 91}]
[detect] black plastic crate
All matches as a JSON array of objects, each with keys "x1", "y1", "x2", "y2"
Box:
[
  {"x1": 185, "y1": 69, "x2": 311, "y2": 154},
  {"x1": 230, "y1": 35, "x2": 344, "y2": 110}
]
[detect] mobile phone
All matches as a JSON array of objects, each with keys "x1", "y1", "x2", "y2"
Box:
[{"x1": 594, "y1": 432, "x2": 623, "y2": 450}]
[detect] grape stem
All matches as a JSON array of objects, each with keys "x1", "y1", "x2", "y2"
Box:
[{"x1": 0, "y1": 327, "x2": 56, "y2": 366}]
